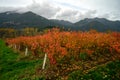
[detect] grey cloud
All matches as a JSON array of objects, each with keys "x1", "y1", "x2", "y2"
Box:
[
  {"x1": 0, "y1": 1, "x2": 61, "y2": 19},
  {"x1": 57, "y1": 10, "x2": 78, "y2": 18},
  {"x1": 55, "y1": 9, "x2": 97, "y2": 22},
  {"x1": 110, "y1": 13, "x2": 120, "y2": 20},
  {"x1": 0, "y1": 5, "x2": 98, "y2": 22},
  {"x1": 0, "y1": 0, "x2": 32, "y2": 6},
  {"x1": 54, "y1": 9, "x2": 80, "y2": 22},
  {"x1": 0, "y1": 0, "x2": 120, "y2": 22},
  {"x1": 0, "y1": 6, "x2": 29, "y2": 13},
  {"x1": 98, "y1": 13, "x2": 111, "y2": 19},
  {"x1": 0, "y1": 7, "x2": 18, "y2": 12},
  {"x1": 1, "y1": 0, "x2": 118, "y2": 22},
  {"x1": 53, "y1": 9, "x2": 97, "y2": 22},
  {"x1": 80, "y1": 10, "x2": 97, "y2": 19},
  {"x1": 26, "y1": 2, "x2": 61, "y2": 18}
]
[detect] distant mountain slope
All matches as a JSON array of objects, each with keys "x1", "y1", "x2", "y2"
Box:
[
  {"x1": 0, "y1": 11, "x2": 54, "y2": 29},
  {"x1": 0, "y1": 11, "x2": 120, "y2": 32},
  {"x1": 74, "y1": 18, "x2": 120, "y2": 31}
]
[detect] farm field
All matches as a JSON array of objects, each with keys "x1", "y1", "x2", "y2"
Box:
[
  {"x1": 0, "y1": 28, "x2": 120, "y2": 80},
  {"x1": 1, "y1": 0, "x2": 120, "y2": 80}
]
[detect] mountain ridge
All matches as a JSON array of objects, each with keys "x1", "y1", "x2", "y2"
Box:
[
  {"x1": 74, "y1": 17, "x2": 120, "y2": 31},
  {"x1": 0, "y1": 11, "x2": 120, "y2": 31}
]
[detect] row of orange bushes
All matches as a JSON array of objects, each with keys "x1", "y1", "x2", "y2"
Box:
[{"x1": 6, "y1": 28, "x2": 120, "y2": 64}]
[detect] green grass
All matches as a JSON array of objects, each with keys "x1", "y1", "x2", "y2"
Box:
[
  {"x1": 68, "y1": 60, "x2": 120, "y2": 80},
  {"x1": 0, "y1": 39, "x2": 120, "y2": 80},
  {"x1": 0, "y1": 40, "x2": 44, "y2": 80}
]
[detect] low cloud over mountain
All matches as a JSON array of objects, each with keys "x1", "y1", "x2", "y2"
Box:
[{"x1": 1, "y1": 0, "x2": 120, "y2": 23}]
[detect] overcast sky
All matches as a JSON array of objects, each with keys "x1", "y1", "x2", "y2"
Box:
[{"x1": 0, "y1": 0, "x2": 120, "y2": 22}]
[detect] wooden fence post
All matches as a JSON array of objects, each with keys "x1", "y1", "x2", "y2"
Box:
[
  {"x1": 25, "y1": 47, "x2": 28, "y2": 56},
  {"x1": 42, "y1": 53, "x2": 47, "y2": 69}
]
